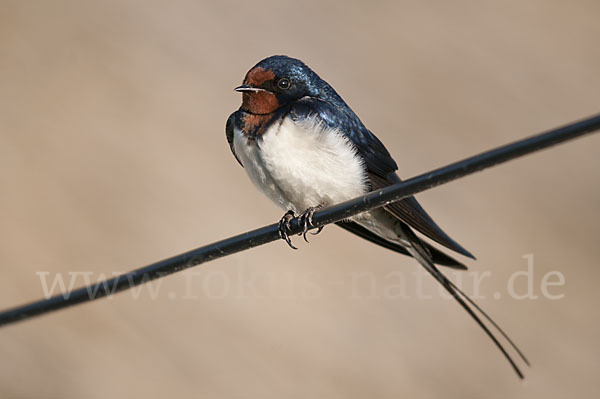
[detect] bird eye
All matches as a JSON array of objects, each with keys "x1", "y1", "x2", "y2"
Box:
[{"x1": 277, "y1": 78, "x2": 291, "y2": 90}]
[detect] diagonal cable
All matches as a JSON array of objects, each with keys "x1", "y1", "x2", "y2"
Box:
[{"x1": 1, "y1": 113, "x2": 599, "y2": 327}]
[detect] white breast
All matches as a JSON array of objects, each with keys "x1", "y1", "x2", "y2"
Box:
[{"x1": 233, "y1": 115, "x2": 369, "y2": 212}]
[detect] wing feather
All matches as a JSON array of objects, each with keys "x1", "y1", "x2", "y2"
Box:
[
  {"x1": 290, "y1": 97, "x2": 474, "y2": 259},
  {"x1": 225, "y1": 111, "x2": 243, "y2": 167},
  {"x1": 336, "y1": 221, "x2": 467, "y2": 269}
]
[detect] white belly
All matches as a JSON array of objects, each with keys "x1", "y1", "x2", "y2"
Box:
[{"x1": 233, "y1": 116, "x2": 368, "y2": 212}]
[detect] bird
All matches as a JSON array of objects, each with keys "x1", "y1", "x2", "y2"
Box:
[{"x1": 225, "y1": 55, "x2": 528, "y2": 377}]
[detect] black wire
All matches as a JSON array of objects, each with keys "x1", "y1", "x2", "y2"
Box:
[{"x1": 1, "y1": 113, "x2": 599, "y2": 327}]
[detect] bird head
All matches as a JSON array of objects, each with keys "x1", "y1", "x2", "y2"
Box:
[{"x1": 235, "y1": 55, "x2": 324, "y2": 114}]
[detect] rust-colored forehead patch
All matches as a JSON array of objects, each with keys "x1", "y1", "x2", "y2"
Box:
[{"x1": 244, "y1": 67, "x2": 275, "y2": 86}]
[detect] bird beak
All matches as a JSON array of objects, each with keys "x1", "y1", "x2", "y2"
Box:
[{"x1": 234, "y1": 84, "x2": 265, "y2": 93}]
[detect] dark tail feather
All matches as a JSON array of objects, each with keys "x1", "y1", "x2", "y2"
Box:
[
  {"x1": 396, "y1": 223, "x2": 527, "y2": 379},
  {"x1": 445, "y1": 278, "x2": 530, "y2": 366},
  {"x1": 336, "y1": 221, "x2": 467, "y2": 270}
]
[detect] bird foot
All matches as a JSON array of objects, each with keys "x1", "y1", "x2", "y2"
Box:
[
  {"x1": 299, "y1": 206, "x2": 324, "y2": 242},
  {"x1": 278, "y1": 210, "x2": 297, "y2": 250},
  {"x1": 277, "y1": 207, "x2": 324, "y2": 249}
]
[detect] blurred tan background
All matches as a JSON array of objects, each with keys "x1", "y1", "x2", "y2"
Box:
[{"x1": 1, "y1": 0, "x2": 600, "y2": 397}]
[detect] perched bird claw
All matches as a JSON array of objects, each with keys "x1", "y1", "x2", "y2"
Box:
[
  {"x1": 311, "y1": 226, "x2": 324, "y2": 236},
  {"x1": 278, "y1": 210, "x2": 297, "y2": 249},
  {"x1": 299, "y1": 206, "x2": 322, "y2": 242}
]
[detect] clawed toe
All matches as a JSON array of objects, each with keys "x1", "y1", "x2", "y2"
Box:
[
  {"x1": 311, "y1": 226, "x2": 324, "y2": 236},
  {"x1": 278, "y1": 207, "x2": 324, "y2": 248},
  {"x1": 278, "y1": 210, "x2": 297, "y2": 250},
  {"x1": 299, "y1": 207, "x2": 322, "y2": 242}
]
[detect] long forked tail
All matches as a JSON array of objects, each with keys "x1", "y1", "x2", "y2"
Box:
[{"x1": 396, "y1": 223, "x2": 529, "y2": 378}]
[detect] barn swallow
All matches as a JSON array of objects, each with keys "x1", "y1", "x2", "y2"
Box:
[{"x1": 226, "y1": 55, "x2": 528, "y2": 377}]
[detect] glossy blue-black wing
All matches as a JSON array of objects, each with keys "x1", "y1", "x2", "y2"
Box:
[
  {"x1": 290, "y1": 97, "x2": 474, "y2": 259},
  {"x1": 226, "y1": 111, "x2": 243, "y2": 167},
  {"x1": 290, "y1": 97, "x2": 398, "y2": 178}
]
